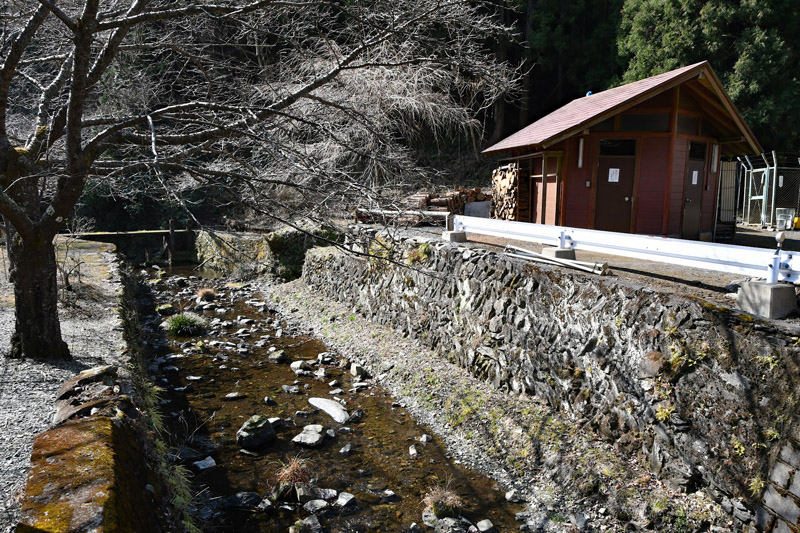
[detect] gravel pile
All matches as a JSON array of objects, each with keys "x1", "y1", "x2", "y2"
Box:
[{"x1": 0, "y1": 242, "x2": 126, "y2": 531}]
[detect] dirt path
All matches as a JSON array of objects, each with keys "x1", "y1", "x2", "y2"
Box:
[{"x1": 0, "y1": 240, "x2": 126, "y2": 531}]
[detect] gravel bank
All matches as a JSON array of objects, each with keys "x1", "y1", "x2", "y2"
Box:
[{"x1": 0, "y1": 241, "x2": 126, "y2": 531}]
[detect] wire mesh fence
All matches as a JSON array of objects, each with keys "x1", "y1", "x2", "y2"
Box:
[
  {"x1": 745, "y1": 168, "x2": 800, "y2": 227},
  {"x1": 742, "y1": 153, "x2": 800, "y2": 228},
  {"x1": 773, "y1": 169, "x2": 800, "y2": 228}
]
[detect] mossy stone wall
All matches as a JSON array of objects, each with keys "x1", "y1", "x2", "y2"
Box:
[
  {"x1": 196, "y1": 227, "x2": 340, "y2": 280},
  {"x1": 16, "y1": 417, "x2": 158, "y2": 533},
  {"x1": 303, "y1": 241, "x2": 800, "y2": 531}
]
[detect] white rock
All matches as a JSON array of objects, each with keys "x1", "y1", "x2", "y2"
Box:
[
  {"x1": 350, "y1": 363, "x2": 368, "y2": 378},
  {"x1": 193, "y1": 456, "x2": 216, "y2": 470},
  {"x1": 291, "y1": 360, "x2": 313, "y2": 374},
  {"x1": 292, "y1": 424, "x2": 325, "y2": 447},
  {"x1": 309, "y1": 397, "x2": 350, "y2": 424},
  {"x1": 336, "y1": 492, "x2": 356, "y2": 507},
  {"x1": 303, "y1": 499, "x2": 329, "y2": 514},
  {"x1": 477, "y1": 519, "x2": 495, "y2": 532}
]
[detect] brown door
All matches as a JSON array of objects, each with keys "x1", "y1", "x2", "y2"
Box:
[
  {"x1": 595, "y1": 140, "x2": 636, "y2": 232},
  {"x1": 681, "y1": 142, "x2": 706, "y2": 239}
]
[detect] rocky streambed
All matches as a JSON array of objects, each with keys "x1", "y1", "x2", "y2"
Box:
[{"x1": 139, "y1": 267, "x2": 521, "y2": 532}]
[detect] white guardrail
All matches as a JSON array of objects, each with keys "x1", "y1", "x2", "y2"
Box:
[{"x1": 451, "y1": 215, "x2": 800, "y2": 283}]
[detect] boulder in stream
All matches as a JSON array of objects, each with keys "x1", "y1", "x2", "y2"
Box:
[
  {"x1": 350, "y1": 363, "x2": 369, "y2": 378},
  {"x1": 291, "y1": 360, "x2": 314, "y2": 375},
  {"x1": 223, "y1": 491, "x2": 264, "y2": 510},
  {"x1": 303, "y1": 499, "x2": 329, "y2": 514},
  {"x1": 292, "y1": 424, "x2": 325, "y2": 447},
  {"x1": 336, "y1": 492, "x2": 356, "y2": 507},
  {"x1": 269, "y1": 350, "x2": 288, "y2": 363},
  {"x1": 308, "y1": 397, "x2": 350, "y2": 424},
  {"x1": 476, "y1": 519, "x2": 495, "y2": 532},
  {"x1": 236, "y1": 415, "x2": 277, "y2": 449},
  {"x1": 299, "y1": 515, "x2": 323, "y2": 533}
]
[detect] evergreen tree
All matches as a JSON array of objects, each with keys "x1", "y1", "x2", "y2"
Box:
[
  {"x1": 618, "y1": 0, "x2": 800, "y2": 151},
  {"x1": 526, "y1": 0, "x2": 625, "y2": 109}
]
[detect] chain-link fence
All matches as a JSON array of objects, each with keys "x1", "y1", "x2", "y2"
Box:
[
  {"x1": 773, "y1": 169, "x2": 800, "y2": 228},
  {"x1": 743, "y1": 167, "x2": 800, "y2": 228}
]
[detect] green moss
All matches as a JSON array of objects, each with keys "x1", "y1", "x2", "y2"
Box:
[
  {"x1": 655, "y1": 405, "x2": 674, "y2": 422},
  {"x1": 748, "y1": 476, "x2": 765, "y2": 497},
  {"x1": 731, "y1": 436, "x2": 746, "y2": 456},
  {"x1": 33, "y1": 502, "x2": 73, "y2": 530},
  {"x1": 407, "y1": 242, "x2": 432, "y2": 265},
  {"x1": 698, "y1": 300, "x2": 728, "y2": 313}
]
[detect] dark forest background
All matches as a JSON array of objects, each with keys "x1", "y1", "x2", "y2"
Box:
[{"x1": 492, "y1": 0, "x2": 800, "y2": 154}]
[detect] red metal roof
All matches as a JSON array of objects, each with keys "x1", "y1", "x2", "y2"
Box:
[{"x1": 483, "y1": 61, "x2": 759, "y2": 155}]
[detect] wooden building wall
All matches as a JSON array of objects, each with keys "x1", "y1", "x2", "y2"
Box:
[
  {"x1": 668, "y1": 138, "x2": 689, "y2": 235},
  {"x1": 495, "y1": 83, "x2": 736, "y2": 239},
  {"x1": 701, "y1": 154, "x2": 719, "y2": 236},
  {"x1": 561, "y1": 137, "x2": 592, "y2": 228},
  {"x1": 635, "y1": 137, "x2": 669, "y2": 234}
]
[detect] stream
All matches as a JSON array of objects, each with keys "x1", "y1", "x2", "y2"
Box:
[{"x1": 141, "y1": 266, "x2": 522, "y2": 532}]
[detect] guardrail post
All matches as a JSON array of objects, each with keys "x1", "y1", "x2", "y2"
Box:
[
  {"x1": 442, "y1": 215, "x2": 467, "y2": 242},
  {"x1": 768, "y1": 255, "x2": 780, "y2": 284}
]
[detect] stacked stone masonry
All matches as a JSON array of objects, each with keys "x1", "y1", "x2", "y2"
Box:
[{"x1": 303, "y1": 240, "x2": 800, "y2": 531}]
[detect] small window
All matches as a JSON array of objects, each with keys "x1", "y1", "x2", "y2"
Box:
[
  {"x1": 677, "y1": 114, "x2": 699, "y2": 135},
  {"x1": 689, "y1": 141, "x2": 706, "y2": 160},
  {"x1": 620, "y1": 114, "x2": 669, "y2": 132},
  {"x1": 590, "y1": 118, "x2": 615, "y2": 132},
  {"x1": 599, "y1": 139, "x2": 636, "y2": 156}
]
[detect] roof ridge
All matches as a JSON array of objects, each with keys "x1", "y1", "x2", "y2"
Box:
[{"x1": 483, "y1": 61, "x2": 715, "y2": 155}]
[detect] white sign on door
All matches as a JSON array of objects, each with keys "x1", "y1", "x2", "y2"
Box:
[
  {"x1": 692, "y1": 170, "x2": 698, "y2": 185},
  {"x1": 608, "y1": 168, "x2": 620, "y2": 183}
]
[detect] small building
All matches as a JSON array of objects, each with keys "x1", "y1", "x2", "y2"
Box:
[{"x1": 483, "y1": 61, "x2": 761, "y2": 239}]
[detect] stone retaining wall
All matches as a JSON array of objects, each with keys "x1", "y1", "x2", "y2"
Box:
[
  {"x1": 17, "y1": 416, "x2": 158, "y2": 533},
  {"x1": 303, "y1": 240, "x2": 800, "y2": 531},
  {"x1": 196, "y1": 226, "x2": 341, "y2": 280}
]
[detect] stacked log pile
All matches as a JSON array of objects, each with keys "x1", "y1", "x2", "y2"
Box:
[
  {"x1": 355, "y1": 187, "x2": 490, "y2": 225},
  {"x1": 412, "y1": 187, "x2": 490, "y2": 215},
  {"x1": 491, "y1": 163, "x2": 519, "y2": 220}
]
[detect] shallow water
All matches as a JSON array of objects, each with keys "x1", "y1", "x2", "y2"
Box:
[{"x1": 143, "y1": 268, "x2": 521, "y2": 532}]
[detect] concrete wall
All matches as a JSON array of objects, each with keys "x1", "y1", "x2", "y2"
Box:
[{"x1": 303, "y1": 240, "x2": 800, "y2": 531}]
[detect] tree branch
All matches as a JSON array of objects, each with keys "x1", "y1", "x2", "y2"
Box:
[
  {"x1": 35, "y1": 0, "x2": 78, "y2": 32},
  {"x1": 0, "y1": 4, "x2": 50, "y2": 145},
  {"x1": 95, "y1": 0, "x2": 310, "y2": 31},
  {"x1": 0, "y1": 188, "x2": 35, "y2": 241}
]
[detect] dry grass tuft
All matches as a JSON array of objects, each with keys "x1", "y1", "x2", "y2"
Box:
[
  {"x1": 196, "y1": 287, "x2": 217, "y2": 302},
  {"x1": 422, "y1": 481, "x2": 464, "y2": 518},
  {"x1": 276, "y1": 455, "x2": 312, "y2": 486}
]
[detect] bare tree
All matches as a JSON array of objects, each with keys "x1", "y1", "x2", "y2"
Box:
[{"x1": 0, "y1": 0, "x2": 516, "y2": 360}]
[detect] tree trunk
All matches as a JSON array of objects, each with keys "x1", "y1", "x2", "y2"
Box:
[{"x1": 5, "y1": 226, "x2": 70, "y2": 360}]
